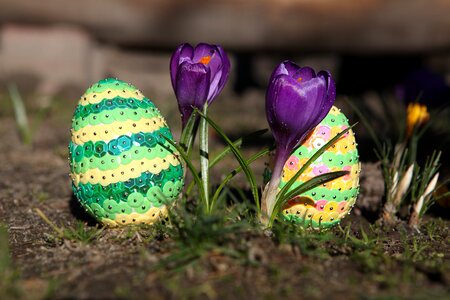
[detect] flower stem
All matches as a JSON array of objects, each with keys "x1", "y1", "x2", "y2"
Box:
[
  {"x1": 260, "y1": 148, "x2": 290, "y2": 226},
  {"x1": 199, "y1": 104, "x2": 210, "y2": 212}
]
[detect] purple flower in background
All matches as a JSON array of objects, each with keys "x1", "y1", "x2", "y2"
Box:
[
  {"x1": 170, "y1": 43, "x2": 231, "y2": 127},
  {"x1": 395, "y1": 68, "x2": 450, "y2": 107},
  {"x1": 261, "y1": 61, "x2": 335, "y2": 221}
]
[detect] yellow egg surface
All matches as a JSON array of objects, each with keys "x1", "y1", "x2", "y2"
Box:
[{"x1": 279, "y1": 106, "x2": 360, "y2": 228}]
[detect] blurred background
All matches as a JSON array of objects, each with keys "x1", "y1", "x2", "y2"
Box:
[
  {"x1": 0, "y1": 0, "x2": 449, "y2": 162},
  {"x1": 1, "y1": 2, "x2": 450, "y2": 298}
]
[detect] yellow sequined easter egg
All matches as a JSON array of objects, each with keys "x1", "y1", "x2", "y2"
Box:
[
  {"x1": 68, "y1": 78, "x2": 184, "y2": 227},
  {"x1": 280, "y1": 106, "x2": 361, "y2": 228}
]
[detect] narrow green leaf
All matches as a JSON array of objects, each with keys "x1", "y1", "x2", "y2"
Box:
[
  {"x1": 408, "y1": 129, "x2": 419, "y2": 165},
  {"x1": 8, "y1": 83, "x2": 31, "y2": 145},
  {"x1": 180, "y1": 110, "x2": 199, "y2": 156},
  {"x1": 278, "y1": 124, "x2": 356, "y2": 202},
  {"x1": 283, "y1": 170, "x2": 350, "y2": 202},
  {"x1": 269, "y1": 170, "x2": 349, "y2": 225},
  {"x1": 196, "y1": 109, "x2": 260, "y2": 212},
  {"x1": 434, "y1": 177, "x2": 450, "y2": 199},
  {"x1": 0, "y1": 224, "x2": 12, "y2": 273},
  {"x1": 433, "y1": 191, "x2": 449, "y2": 201},
  {"x1": 360, "y1": 227, "x2": 369, "y2": 243},
  {"x1": 210, "y1": 147, "x2": 272, "y2": 211},
  {"x1": 160, "y1": 135, "x2": 206, "y2": 204},
  {"x1": 185, "y1": 128, "x2": 269, "y2": 198},
  {"x1": 209, "y1": 128, "x2": 268, "y2": 169}
]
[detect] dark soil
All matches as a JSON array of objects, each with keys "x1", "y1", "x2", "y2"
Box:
[{"x1": 0, "y1": 92, "x2": 449, "y2": 300}]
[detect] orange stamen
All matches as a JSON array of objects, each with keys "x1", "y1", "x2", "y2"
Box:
[
  {"x1": 199, "y1": 56, "x2": 211, "y2": 65},
  {"x1": 297, "y1": 77, "x2": 303, "y2": 82}
]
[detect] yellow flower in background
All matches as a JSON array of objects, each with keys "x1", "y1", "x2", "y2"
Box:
[{"x1": 406, "y1": 103, "x2": 429, "y2": 137}]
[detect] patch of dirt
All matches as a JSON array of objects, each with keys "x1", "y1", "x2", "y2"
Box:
[{"x1": 0, "y1": 95, "x2": 449, "y2": 300}]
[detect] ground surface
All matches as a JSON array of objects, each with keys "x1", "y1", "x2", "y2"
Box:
[{"x1": 0, "y1": 89, "x2": 449, "y2": 300}]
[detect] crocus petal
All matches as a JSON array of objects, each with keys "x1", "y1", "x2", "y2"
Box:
[
  {"x1": 267, "y1": 74, "x2": 328, "y2": 151},
  {"x1": 207, "y1": 69, "x2": 223, "y2": 101},
  {"x1": 208, "y1": 48, "x2": 231, "y2": 102},
  {"x1": 205, "y1": 47, "x2": 224, "y2": 100},
  {"x1": 266, "y1": 74, "x2": 302, "y2": 149},
  {"x1": 295, "y1": 76, "x2": 327, "y2": 127},
  {"x1": 170, "y1": 43, "x2": 194, "y2": 89},
  {"x1": 211, "y1": 46, "x2": 231, "y2": 100},
  {"x1": 293, "y1": 67, "x2": 316, "y2": 82},
  {"x1": 316, "y1": 70, "x2": 336, "y2": 121},
  {"x1": 193, "y1": 43, "x2": 216, "y2": 62},
  {"x1": 170, "y1": 42, "x2": 231, "y2": 128},
  {"x1": 175, "y1": 62, "x2": 211, "y2": 125},
  {"x1": 193, "y1": 44, "x2": 230, "y2": 102},
  {"x1": 271, "y1": 60, "x2": 300, "y2": 78}
]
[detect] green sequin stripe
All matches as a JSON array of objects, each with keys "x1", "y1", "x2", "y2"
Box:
[
  {"x1": 284, "y1": 214, "x2": 340, "y2": 229},
  {"x1": 73, "y1": 163, "x2": 183, "y2": 201},
  {"x1": 73, "y1": 97, "x2": 157, "y2": 126},
  {"x1": 74, "y1": 170, "x2": 183, "y2": 219},
  {"x1": 72, "y1": 106, "x2": 162, "y2": 131},
  {"x1": 294, "y1": 144, "x2": 358, "y2": 160},
  {"x1": 74, "y1": 97, "x2": 155, "y2": 118},
  {"x1": 321, "y1": 114, "x2": 349, "y2": 127},
  {"x1": 72, "y1": 143, "x2": 180, "y2": 174},
  {"x1": 85, "y1": 78, "x2": 138, "y2": 95},
  {"x1": 75, "y1": 176, "x2": 183, "y2": 208},
  {"x1": 70, "y1": 128, "x2": 173, "y2": 161},
  {"x1": 303, "y1": 186, "x2": 360, "y2": 202},
  {"x1": 291, "y1": 149, "x2": 358, "y2": 169},
  {"x1": 321, "y1": 152, "x2": 358, "y2": 168},
  {"x1": 81, "y1": 178, "x2": 184, "y2": 220}
]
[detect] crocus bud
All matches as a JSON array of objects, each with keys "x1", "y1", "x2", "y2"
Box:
[
  {"x1": 261, "y1": 61, "x2": 336, "y2": 222},
  {"x1": 406, "y1": 102, "x2": 429, "y2": 137},
  {"x1": 170, "y1": 43, "x2": 231, "y2": 127},
  {"x1": 266, "y1": 61, "x2": 336, "y2": 157}
]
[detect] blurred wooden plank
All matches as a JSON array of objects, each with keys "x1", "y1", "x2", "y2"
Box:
[{"x1": 0, "y1": 0, "x2": 449, "y2": 52}]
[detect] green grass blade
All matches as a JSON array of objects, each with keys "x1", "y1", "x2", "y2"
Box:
[
  {"x1": 210, "y1": 147, "x2": 272, "y2": 211},
  {"x1": 180, "y1": 110, "x2": 199, "y2": 155},
  {"x1": 185, "y1": 128, "x2": 269, "y2": 198},
  {"x1": 283, "y1": 171, "x2": 350, "y2": 202},
  {"x1": 434, "y1": 178, "x2": 450, "y2": 201},
  {"x1": 209, "y1": 129, "x2": 268, "y2": 169},
  {"x1": 277, "y1": 124, "x2": 356, "y2": 202},
  {"x1": 184, "y1": 137, "x2": 242, "y2": 197},
  {"x1": 8, "y1": 83, "x2": 31, "y2": 145},
  {"x1": 197, "y1": 110, "x2": 260, "y2": 213},
  {"x1": 0, "y1": 224, "x2": 11, "y2": 273},
  {"x1": 269, "y1": 170, "x2": 349, "y2": 225},
  {"x1": 360, "y1": 227, "x2": 369, "y2": 243},
  {"x1": 160, "y1": 135, "x2": 206, "y2": 204}
]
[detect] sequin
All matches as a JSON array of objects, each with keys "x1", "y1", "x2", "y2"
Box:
[
  {"x1": 69, "y1": 78, "x2": 184, "y2": 226},
  {"x1": 280, "y1": 106, "x2": 360, "y2": 229}
]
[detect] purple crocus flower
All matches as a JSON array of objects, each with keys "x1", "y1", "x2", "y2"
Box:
[
  {"x1": 266, "y1": 61, "x2": 336, "y2": 164},
  {"x1": 261, "y1": 61, "x2": 335, "y2": 222},
  {"x1": 170, "y1": 43, "x2": 231, "y2": 127}
]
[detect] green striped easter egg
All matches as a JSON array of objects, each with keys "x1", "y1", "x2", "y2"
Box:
[{"x1": 69, "y1": 78, "x2": 184, "y2": 227}]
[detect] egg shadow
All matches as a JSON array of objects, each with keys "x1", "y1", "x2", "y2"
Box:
[{"x1": 69, "y1": 193, "x2": 98, "y2": 226}]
